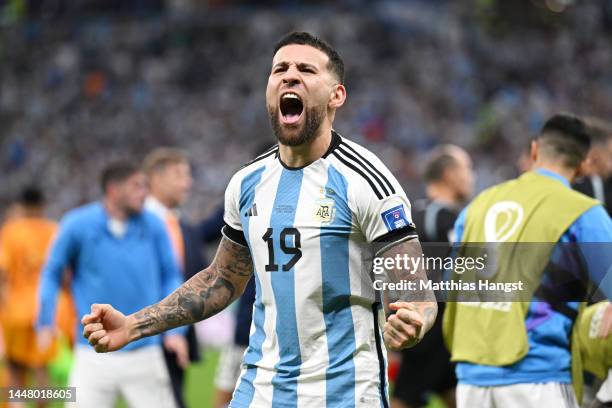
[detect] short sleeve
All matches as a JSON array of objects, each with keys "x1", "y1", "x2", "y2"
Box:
[
  {"x1": 223, "y1": 173, "x2": 243, "y2": 231},
  {"x1": 352, "y1": 161, "x2": 417, "y2": 245},
  {"x1": 359, "y1": 191, "x2": 417, "y2": 243},
  {"x1": 221, "y1": 173, "x2": 248, "y2": 247}
]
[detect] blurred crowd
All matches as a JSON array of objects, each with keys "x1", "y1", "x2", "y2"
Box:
[{"x1": 2, "y1": 0, "x2": 612, "y2": 219}]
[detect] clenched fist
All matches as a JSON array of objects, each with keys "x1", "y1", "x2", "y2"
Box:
[
  {"x1": 383, "y1": 302, "x2": 425, "y2": 351},
  {"x1": 82, "y1": 304, "x2": 133, "y2": 353}
]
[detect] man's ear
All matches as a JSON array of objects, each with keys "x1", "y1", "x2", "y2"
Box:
[
  {"x1": 328, "y1": 84, "x2": 346, "y2": 110},
  {"x1": 105, "y1": 183, "x2": 116, "y2": 199},
  {"x1": 529, "y1": 140, "x2": 538, "y2": 164},
  {"x1": 441, "y1": 166, "x2": 455, "y2": 185},
  {"x1": 147, "y1": 173, "x2": 159, "y2": 190}
]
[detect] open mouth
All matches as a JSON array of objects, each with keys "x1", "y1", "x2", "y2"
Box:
[{"x1": 279, "y1": 92, "x2": 304, "y2": 125}]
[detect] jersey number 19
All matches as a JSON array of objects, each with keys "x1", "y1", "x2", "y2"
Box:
[{"x1": 262, "y1": 228, "x2": 302, "y2": 272}]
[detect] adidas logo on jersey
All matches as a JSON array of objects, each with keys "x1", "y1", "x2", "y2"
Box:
[{"x1": 245, "y1": 203, "x2": 258, "y2": 217}]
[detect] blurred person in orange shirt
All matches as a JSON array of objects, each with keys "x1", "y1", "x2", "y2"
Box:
[{"x1": 0, "y1": 187, "x2": 75, "y2": 403}]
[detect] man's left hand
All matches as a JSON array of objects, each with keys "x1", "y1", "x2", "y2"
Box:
[{"x1": 383, "y1": 302, "x2": 424, "y2": 351}]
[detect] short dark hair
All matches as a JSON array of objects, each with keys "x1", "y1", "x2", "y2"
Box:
[
  {"x1": 274, "y1": 31, "x2": 345, "y2": 84},
  {"x1": 538, "y1": 114, "x2": 591, "y2": 168},
  {"x1": 423, "y1": 145, "x2": 460, "y2": 183},
  {"x1": 143, "y1": 147, "x2": 189, "y2": 176},
  {"x1": 19, "y1": 185, "x2": 45, "y2": 207},
  {"x1": 100, "y1": 161, "x2": 140, "y2": 193}
]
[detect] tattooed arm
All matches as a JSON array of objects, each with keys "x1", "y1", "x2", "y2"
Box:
[
  {"x1": 376, "y1": 237, "x2": 437, "y2": 350},
  {"x1": 82, "y1": 236, "x2": 252, "y2": 352}
]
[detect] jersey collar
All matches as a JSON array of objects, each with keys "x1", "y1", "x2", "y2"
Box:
[
  {"x1": 535, "y1": 168, "x2": 570, "y2": 187},
  {"x1": 277, "y1": 130, "x2": 341, "y2": 170}
]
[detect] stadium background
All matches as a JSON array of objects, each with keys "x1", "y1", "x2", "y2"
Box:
[{"x1": 1, "y1": 0, "x2": 611, "y2": 407}]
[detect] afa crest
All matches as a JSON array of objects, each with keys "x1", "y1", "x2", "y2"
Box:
[{"x1": 314, "y1": 197, "x2": 336, "y2": 224}]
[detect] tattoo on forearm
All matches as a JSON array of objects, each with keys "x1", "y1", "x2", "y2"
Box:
[
  {"x1": 131, "y1": 237, "x2": 253, "y2": 340},
  {"x1": 378, "y1": 238, "x2": 438, "y2": 332}
]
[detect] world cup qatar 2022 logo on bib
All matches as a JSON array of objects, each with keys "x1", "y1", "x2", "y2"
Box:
[{"x1": 484, "y1": 201, "x2": 524, "y2": 242}]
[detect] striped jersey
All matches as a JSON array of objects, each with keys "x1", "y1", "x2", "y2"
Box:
[{"x1": 223, "y1": 131, "x2": 417, "y2": 408}]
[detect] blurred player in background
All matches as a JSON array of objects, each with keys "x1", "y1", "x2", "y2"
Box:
[
  {"x1": 444, "y1": 114, "x2": 612, "y2": 408},
  {"x1": 81, "y1": 31, "x2": 437, "y2": 407},
  {"x1": 38, "y1": 161, "x2": 184, "y2": 408},
  {"x1": 143, "y1": 147, "x2": 200, "y2": 408},
  {"x1": 573, "y1": 117, "x2": 612, "y2": 216},
  {"x1": 413, "y1": 145, "x2": 474, "y2": 244},
  {"x1": 0, "y1": 186, "x2": 74, "y2": 407},
  {"x1": 392, "y1": 145, "x2": 474, "y2": 408}
]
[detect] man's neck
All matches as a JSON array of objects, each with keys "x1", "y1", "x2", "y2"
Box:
[
  {"x1": 426, "y1": 183, "x2": 459, "y2": 207},
  {"x1": 532, "y1": 162, "x2": 576, "y2": 183},
  {"x1": 149, "y1": 194, "x2": 174, "y2": 211},
  {"x1": 22, "y1": 207, "x2": 44, "y2": 218},
  {"x1": 104, "y1": 199, "x2": 128, "y2": 221},
  {"x1": 278, "y1": 124, "x2": 332, "y2": 168}
]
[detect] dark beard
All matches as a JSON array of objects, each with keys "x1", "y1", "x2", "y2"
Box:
[{"x1": 268, "y1": 104, "x2": 326, "y2": 147}]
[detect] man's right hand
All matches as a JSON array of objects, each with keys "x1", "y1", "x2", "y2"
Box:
[{"x1": 82, "y1": 304, "x2": 132, "y2": 352}]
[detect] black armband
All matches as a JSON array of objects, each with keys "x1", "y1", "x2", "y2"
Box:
[
  {"x1": 372, "y1": 225, "x2": 418, "y2": 256},
  {"x1": 221, "y1": 224, "x2": 248, "y2": 247}
]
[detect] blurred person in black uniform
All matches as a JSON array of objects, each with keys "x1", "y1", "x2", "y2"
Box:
[
  {"x1": 573, "y1": 117, "x2": 612, "y2": 216},
  {"x1": 392, "y1": 145, "x2": 474, "y2": 408}
]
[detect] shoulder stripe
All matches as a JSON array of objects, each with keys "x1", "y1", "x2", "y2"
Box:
[
  {"x1": 260, "y1": 143, "x2": 279, "y2": 155},
  {"x1": 337, "y1": 145, "x2": 391, "y2": 197},
  {"x1": 332, "y1": 151, "x2": 384, "y2": 200},
  {"x1": 240, "y1": 146, "x2": 278, "y2": 169},
  {"x1": 339, "y1": 141, "x2": 396, "y2": 195}
]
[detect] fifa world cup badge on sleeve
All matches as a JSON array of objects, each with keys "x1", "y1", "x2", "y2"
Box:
[{"x1": 381, "y1": 205, "x2": 410, "y2": 232}]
